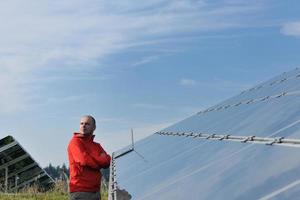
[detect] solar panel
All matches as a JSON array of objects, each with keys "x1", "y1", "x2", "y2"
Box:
[
  {"x1": 109, "y1": 68, "x2": 300, "y2": 200},
  {"x1": 0, "y1": 135, "x2": 54, "y2": 192}
]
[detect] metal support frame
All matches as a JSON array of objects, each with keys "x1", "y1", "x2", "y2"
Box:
[
  {"x1": 0, "y1": 141, "x2": 18, "y2": 153},
  {"x1": 8, "y1": 163, "x2": 37, "y2": 179},
  {"x1": 155, "y1": 131, "x2": 300, "y2": 148},
  {"x1": 109, "y1": 153, "x2": 118, "y2": 200},
  {"x1": 0, "y1": 154, "x2": 30, "y2": 171},
  {"x1": 10, "y1": 172, "x2": 47, "y2": 191},
  {"x1": 14, "y1": 175, "x2": 19, "y2": 193},
  {"x1": 4, "y1": 167, "x2": 8, "y2": 193},
  {"x1": 0, "y1": 136, "x2": 55, "y2": 193},
  {"x1": 197, "y1": 88, "x2": 300, "y2": 116},
  {"x1": 239, "y1": 69, "x2": 299, "y2": 94},
  {"x1": 241, "y1": 136, "x2": 255, "y2": 143}
]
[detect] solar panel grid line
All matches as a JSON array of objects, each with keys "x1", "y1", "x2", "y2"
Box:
[
  {"x1": 10, "y1": 136, "x2": 55, "y2": 183},
  {"x1": 12, "y1": 168, "x2": 44, "y2": 187},
  {"x1": 135, "y1": 136, "x2": 300, "y2": 200},
  {"x1": 11, "y1": 172, "x2": 48, "y2": 191},
  {"x1": 239, "y1": 68, "x2": 299, "y2": 94},
  {"x1": 117, "y1": 136, "x2": 214, "y2": 185},
  {"x1": 0, "y1": 141, "x2": 18, "y2": 153},
  {"x1": 7, "y1": 163, "x2": 37, "y2": 179},
  {"x1": 0, "y1": 154, "x2": 29, "y2": 170},
  {"x1": 135, "y1": 142, "x2": 259, "y2": 200},
  {"x1": 0, "y1": 136, "x2": 14, "y2": 149},
  {"x1": 0, "y1": 136, "x2": 54, "y2": 192},
  {"x1": 155, "y1": 131, "x2": 300, "y2": 148},
  {"x1": 39, "y1": 178, "x2": 53, "y2": 185},
  {"x1": 198, "y1": 70, "x2": 300, "y2": 115},
  {"x1": 197, "y1": 89, "x2": 295, "y2": 115},
  {"x1": 17, "y1": 167, "x2": 44, "y2": 181},
  {"x1": 114, "y1": 148, "x2": 134, "y2": 159},
  {"x1": 258, "y1": 179, "x2": 300, "y2": 200},
  {"x1": 4, "y1": 166, "x2": 8, "y2": 193},
  {"x1": 113, "y1": 69, "x2": 300, "y2": 199}
]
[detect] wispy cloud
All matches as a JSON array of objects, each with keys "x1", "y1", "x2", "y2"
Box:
[
  {"x1": 0, "y1": 0, "x2": 266, "y2": 112},
  {"x1": 0, "y1": 74, "x2": 28, "y2": 112},
  {"x1": 179, "y1": 77, "x2": 252, "y2": 91},
  {"x1": 281, "y1": 21, "x2": 300, "y2": 37},
  {"x1": 179, "y1": 78, "x2": 198, "y2": 86},
  {"x1": 132, "y1": 103, "x2": 167, "y2": 110},
  {"x1": 131, "y1": 56, "x2": 160, "y2": 67}
]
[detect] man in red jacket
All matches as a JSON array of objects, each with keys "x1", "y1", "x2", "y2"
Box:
[{"x1": 68, "y1": 115, "x2": 111, "y2": 200}]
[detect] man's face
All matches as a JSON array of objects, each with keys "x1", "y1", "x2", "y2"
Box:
[{"x1": 79, "y1": 116, "x2": 96, "y2": 135}]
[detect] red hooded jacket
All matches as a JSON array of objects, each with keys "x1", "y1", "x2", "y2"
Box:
[{"x1": 68, "y1": 133, "x2": 111, "y2": 192}]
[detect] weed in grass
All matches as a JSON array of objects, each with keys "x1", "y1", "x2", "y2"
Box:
[{"x1": 0, "y1": 180, "x2": 108, "y2": 200}]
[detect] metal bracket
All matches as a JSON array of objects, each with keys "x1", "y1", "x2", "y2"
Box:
[
  {"x1": 261, "y1": 96, "x2": 270, "y2": 101},
  {"x1": 246, "y1": 100, "x2": 254, "y2": 104},
  {"x1": 206, "y1": 134, "x2": 215, "y2": 139},
  {"x1": 193, "y1": 133, "x2": 202, "y2": 138},
  {"x1": 266, "y1": 137, "x2": 284, "y2": 145},
  {"x1": 219, "y1": 135, "x2": 230, "y2": 141},
  {"x1": 276, "y1": 92, "x2": 287, "y2": 98},
  {"x1": 185, "y1": 132, "x2": 194, "y2": 137},
  {"x1": 224, "y1": 105, "x2": 231, "y2": 109},
  {"x1": 241, "y1": 136, "x2": 255, "y2": 143},
  {"x1": 235, "y1": 102, "x2": 242, "y2": 106},
  {"x1": 216, "y1": 106, "x2": 223, "y2": 110},
  {"x1": 280, "y1": 78, "x2": 287, "y2": 82}
]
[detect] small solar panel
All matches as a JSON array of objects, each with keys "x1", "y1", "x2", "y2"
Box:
[{"x1": 0, "y1": 135, "x2": 54, "y2": 192}]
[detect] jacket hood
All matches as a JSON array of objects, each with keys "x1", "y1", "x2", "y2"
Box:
[{"x1": 73, "y1": 132, "x2": 95, "y2": 140}]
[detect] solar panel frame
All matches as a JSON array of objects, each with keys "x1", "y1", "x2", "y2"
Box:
[
  {"x1": 109, "y1": 68, "x2": 300, "y2": 200},
  {"x1": 0, "y1": 135, "x2": 54, "y2": 193}
]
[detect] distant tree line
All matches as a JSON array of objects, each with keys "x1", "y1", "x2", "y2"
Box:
[
  {"x1": 44, "y1": 163, "x2": 69, "y2": 181},
  {"x1": 44, "y1": 164, "x2": 110, "y2": 183}
]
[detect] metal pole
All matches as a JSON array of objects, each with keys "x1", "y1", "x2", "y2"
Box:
[
  {"x1": 108, "y1": 154, "x2": 114, "y2": 200},
  {"x1": 15, "y1": 175, "x2": 19, "y2": 193},
  {"x1": 5, "y1": 167, "x2": 8, "y2": 193}
]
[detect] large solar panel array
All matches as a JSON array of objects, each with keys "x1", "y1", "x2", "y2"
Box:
[
  {"x1": 109, "y1": 68, "x2": 300, "y2": 200},
  {"x1": 0, "y1": 135, "x2": 54, "y2": 192}
]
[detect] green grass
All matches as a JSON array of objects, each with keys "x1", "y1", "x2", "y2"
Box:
[
  {"x1": 0, "y1": 192, "x2": 69, "y2": 200},
  {"x1": 0, "y1": 181, "x2": 108, "y2": 200}
]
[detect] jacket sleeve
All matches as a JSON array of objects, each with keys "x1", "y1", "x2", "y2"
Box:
[
  {"x1": 91, "y1": 144, "x2": 111, "y2": 169},
  {"x1": 68, "y1": 139, "x2": 99, "y2": 169}
]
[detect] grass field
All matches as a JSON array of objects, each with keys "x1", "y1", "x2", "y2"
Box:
[{"x1": 0, "y1": 181, "x2": 108, "y2": 200}]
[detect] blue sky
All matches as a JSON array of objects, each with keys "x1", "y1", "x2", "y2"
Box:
[{"x1": 0, "y1": 0, "x2": 300, "y2": 167}]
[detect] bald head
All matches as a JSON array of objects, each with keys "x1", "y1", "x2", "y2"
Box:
[
  {"x1": 79, "y1": 115, "x2": 96, "y2": 135},
  {"x1": 82, "y1": 115, "x2": 96, "y2": 126}
]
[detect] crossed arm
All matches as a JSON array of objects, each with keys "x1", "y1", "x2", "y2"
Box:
[{"x1": 68, "y1": 140, "x2": 111, "y2": 170}]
